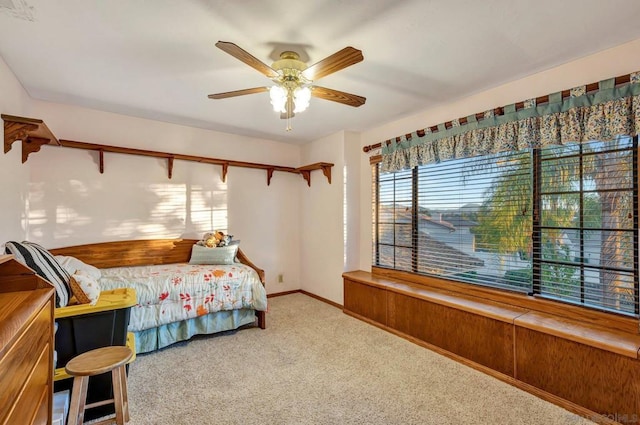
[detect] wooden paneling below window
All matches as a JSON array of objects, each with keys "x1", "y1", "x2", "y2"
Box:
[
  {"x1": 343, "y1": 279, "x2": 387, "y2": 326},
  {"x1": 515, "y1": 327, "x2": 640, "y2": 419},
  {"x1": 343, "y1": 270, "x2": 640, "y2": 424},
  {"x1": 387, "y1": 292, "x2": 516, "y2": 376}
]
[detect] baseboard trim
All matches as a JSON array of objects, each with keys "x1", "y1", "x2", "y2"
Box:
[
  {"x1": 300, "y1": 290, "x2": 343, "y2": 309},
  {"x1": 267, "y1": 290, "x2": 300, "y2": 298},
  {"x1": 267, "y1": 289, "x2": 343, "y2": 309}
]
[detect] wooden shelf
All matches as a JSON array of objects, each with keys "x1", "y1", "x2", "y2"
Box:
[
  {"x1": 295, "y1": 162, "x2": 333, "y2": 186},
  {"x1": 2, "y1": 114, "x2": 333, "y2": 186},
  {"x1": 2, "y1": 114, "x2": 60, "y2": 163}
]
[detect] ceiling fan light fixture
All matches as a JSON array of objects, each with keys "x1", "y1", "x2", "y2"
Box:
[
  {"x1": 293, "y1": 86, "x2": 311, "y2": 113},
  {"x1": 270, "y1": 84, "x2": 311, "y2": 115},
  {"x1": 269, "y1": 85, "x2": 287, "y2": 113}
]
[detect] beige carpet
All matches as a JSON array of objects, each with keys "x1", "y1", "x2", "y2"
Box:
[{"x1": 123, "y1": 293, "x2": 594, "y2": 425}]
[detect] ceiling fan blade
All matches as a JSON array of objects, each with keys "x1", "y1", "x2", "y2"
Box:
[
  {"x1": 215, "y1": 41, "x2": 279, "y2": 79},
  {"x1": 311, "y1": 86, "x2": 366, "y2": 107},
  {"x1": 208, "y1": 87, "x2": 269, "y2": 99},
  {"x1": 302, "y1": 47, "x2": 363, "y2": 81}
]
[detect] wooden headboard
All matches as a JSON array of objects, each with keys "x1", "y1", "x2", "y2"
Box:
[{"x1": 49, "y1": 238, "x2": 265, "y2": 284}]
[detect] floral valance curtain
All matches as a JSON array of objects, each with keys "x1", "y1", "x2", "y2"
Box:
[{"x1": 381, "y1": 72, "x2": 640, "y2": 173}]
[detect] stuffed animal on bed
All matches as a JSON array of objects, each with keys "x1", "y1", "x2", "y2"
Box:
[{"x1": 198, "y1": 231, "x2": 232, "y2": 248}]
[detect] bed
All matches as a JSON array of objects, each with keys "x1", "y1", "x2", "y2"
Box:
[{"x1": 49, "y1": 238, "x2": 268, "y2": 354}]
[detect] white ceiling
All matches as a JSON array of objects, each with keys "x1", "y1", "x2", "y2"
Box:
[{"x1": 2, "y1": 0, "x2": 640, "y2": 145}]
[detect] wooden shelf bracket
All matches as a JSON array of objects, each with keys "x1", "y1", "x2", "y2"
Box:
[
  {"x1": 2, "y1": 114, "x2": 59, "y2": 163},
  {"x1": 22, "y1": 136, "x2": 51, "y2": 164},
  {"x1": 267, "y1": 168, "x2": 274, "y2": 186},
  {"x1": 221, "y1": 163, "x2": 228, "y2": 183},
  {"x1": 168, "y1": 156, "x2": 174, "y2": 179},
  {"x1": 299, "y1": 170, "x2": 311, "y2": 187},
  {"x1": 99, "y1": 149, "x2": 105, "y2": 174},
  {"x1": 295, "y1": 162, "x2": 333, "y2": 187},
  {"x1": 321, "y1": 163, "x2": 332, "y2": 184}
]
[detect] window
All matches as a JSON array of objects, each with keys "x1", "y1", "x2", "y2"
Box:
[{"x1": 373, "y1": 137, "x2": 639, "y2": 316}]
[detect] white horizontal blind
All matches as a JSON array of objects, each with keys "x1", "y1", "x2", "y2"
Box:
[
  {"x1": 375, "y1": 167, "x2": 414, "y2": 272},
  {"x1": 536, "y1": 137, "x2": 638, "y2": 315},
  {"x1": 414, "y1": 151, "x2": 533, "y2": 291},
  {"x1": 374, "y1": 150, "x2": 533, "y2": 292},
  {"x1": 373, "y1": 136, "x2": 639, "y2": 316}
]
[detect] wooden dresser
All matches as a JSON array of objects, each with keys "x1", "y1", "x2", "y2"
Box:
[{"x1": 0, "y1": 254, "x2": 55, "y2": 425}]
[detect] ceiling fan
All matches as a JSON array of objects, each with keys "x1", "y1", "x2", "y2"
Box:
[{"x1": 208, "y1": 41, "x2": 366, "y2": 131}]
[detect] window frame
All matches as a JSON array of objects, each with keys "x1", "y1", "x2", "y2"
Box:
[{"x1": 372, "y1": 137, "x2": 640, "y2": 317}]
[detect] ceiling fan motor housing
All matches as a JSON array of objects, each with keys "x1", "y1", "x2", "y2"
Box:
[{"x1": 271, "y1": 51, "x2": 310, "y2": 87}]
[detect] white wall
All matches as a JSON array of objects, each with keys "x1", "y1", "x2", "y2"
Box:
[
  {"x1": 299, "y1": 131, "x2": 347, "y2": 303},
  {"x1": 343, "y1": 131, "x2": 361, "y2": 273},
  {"x1": 0, "y1": 55, "x2": 31, "y2": 243},
  {"x1": 356, "y1": 37, "x2": 640, "y2": 272},
  {"x1": 297, "y1": 129, "x2": 361, "y2": 305},
  {"x1": 228, "y1": 167, "x2": 302, "y2": 293},
  {"x1": 0, "y1": 61, "x2": 304, "y2": 293}
]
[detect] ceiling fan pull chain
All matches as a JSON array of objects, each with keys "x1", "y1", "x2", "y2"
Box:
[{"x1": 286, "y1": 94, "x2": 294, "y2": 131}]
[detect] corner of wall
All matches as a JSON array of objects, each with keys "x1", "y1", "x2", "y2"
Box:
[{"x1": 0, "y1": 53, "x2": 32, "y2": 242}]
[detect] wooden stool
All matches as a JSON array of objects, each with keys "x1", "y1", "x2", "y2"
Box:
[{"x1": 65, "y1": 346, "x2": 133, "y2": 425}]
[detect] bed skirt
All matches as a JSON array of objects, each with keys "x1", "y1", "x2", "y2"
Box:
[{"x1": 134, "y1": 308, "x2": 258, "y2": 354}]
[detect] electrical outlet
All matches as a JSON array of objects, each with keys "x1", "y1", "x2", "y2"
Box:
[{"x1": 277, "y1": 273, "x2": 284, "y2": 283}]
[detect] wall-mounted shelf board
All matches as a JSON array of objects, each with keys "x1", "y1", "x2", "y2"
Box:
[{"x1": 2, "y1": 114, "x2": 333, "y2": 186}]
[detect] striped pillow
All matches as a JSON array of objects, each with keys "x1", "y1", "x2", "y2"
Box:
[{"x1": 4, "y1": 241, "x2": 71, "y2": 307}]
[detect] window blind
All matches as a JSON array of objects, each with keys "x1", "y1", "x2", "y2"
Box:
[
  {"x1": 373, "y1": 137, "x2": 639, "y2": 316},
  {"x1": 535, "y1": 137, "x2": 638, "y2": 315}
]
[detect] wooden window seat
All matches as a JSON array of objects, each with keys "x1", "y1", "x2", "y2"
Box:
[{"x1": 343, "y1": 270, "x2": 640, "y2": 424}]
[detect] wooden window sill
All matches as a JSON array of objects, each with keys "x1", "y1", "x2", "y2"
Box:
[
  {"x1": 343, "y1": 270, "x2": 640, "y2": 360},
  {"x1": 343, "y1": 270, "x2": 527, "y2": 323},
  {"x1": 515, "y1": 311, "x2": 640, "y2": 359}
]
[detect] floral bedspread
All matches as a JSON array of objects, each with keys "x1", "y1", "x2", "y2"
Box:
[{"x1": 98, "y1": 263, "x2": 267, "y2": 332}]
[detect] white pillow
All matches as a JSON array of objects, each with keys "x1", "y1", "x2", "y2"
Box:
[
  {"x1": 54, "y1": 255, "x2": 101, "y2": 279},
  {"x1": 69, "y1": 270, "x2": 101, "y2": 306},
  {"x1": 189, "y1": 244, "x2": 238, "y2": 265}
]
